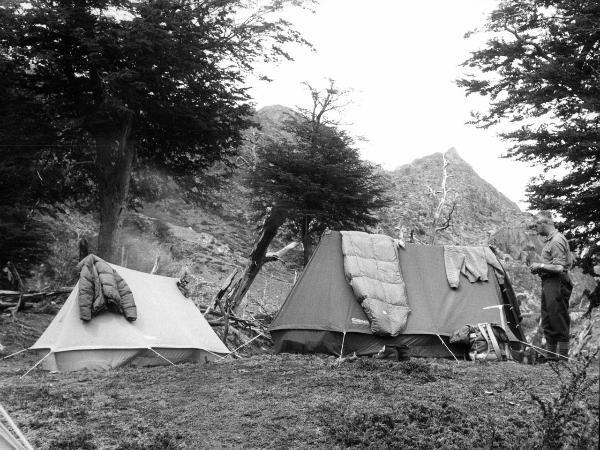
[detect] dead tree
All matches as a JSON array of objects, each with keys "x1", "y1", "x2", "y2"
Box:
[
  {"x1": 425, "y1": 152, "x2": 458, "y2": 245},
  {"x1": 300, "y1": 78, "x2": 351, "y2": 132},
  {"x1": 225, "y1": 206, "x2": 288, "y2": 314},
  {"x1": 205, "y1": 205, "x2": 300, "y2": 345}
]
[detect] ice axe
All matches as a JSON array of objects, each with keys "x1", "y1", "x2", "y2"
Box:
[{"x1": 483, "y1": 304, "x2": 508, "y2": 332}]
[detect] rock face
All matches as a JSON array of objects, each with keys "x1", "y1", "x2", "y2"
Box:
[{"x1": 378, "y1": 147, "x2": 530, "y2": 245}]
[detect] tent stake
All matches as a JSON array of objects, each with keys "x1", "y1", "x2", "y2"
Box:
[
  {"x1": 20, "y1": 351, "x2": 51, "y2": 378},
  {"x1": 338, "y1": 331, "x2": 347, "y2": 362},
  {"x1": 436, "y1": 334, "x2": 459, "y2": 364},
  {"x1": 0, "y1": 404, "x2": 34, "y2": 450}
]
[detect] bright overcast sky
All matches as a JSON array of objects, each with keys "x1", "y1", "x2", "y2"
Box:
[{"x1": 248, "y1": 0, "x2": 541, "y2": 211}]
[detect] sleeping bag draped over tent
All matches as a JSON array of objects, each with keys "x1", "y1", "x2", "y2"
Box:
[{"x1": 340, "y1": 231, "x2": 410, "y2": 336}]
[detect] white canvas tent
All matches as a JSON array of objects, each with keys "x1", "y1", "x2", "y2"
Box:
[{"x1": 30, "y1": 264, "x2": 229, "y2": 372}]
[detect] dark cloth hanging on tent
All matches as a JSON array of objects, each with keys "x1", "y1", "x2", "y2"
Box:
[
  {"x1": 77, "y1": 254, "x2": 137, "y2": 322},
  {"x1": 444, "y1": 245, "x2": 506, "y2": 288}
]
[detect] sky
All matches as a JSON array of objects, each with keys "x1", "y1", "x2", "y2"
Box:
[{"x1": 248, "y1": 0, "x2": 541, "y2": 211}]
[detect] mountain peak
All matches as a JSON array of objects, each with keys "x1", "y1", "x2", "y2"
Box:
[
  {"x1": 256, "y1": 105, "x2": 298, "y2": 123},
  {"x1": 382, "y1": 149, "x2": 526, "y2": 245},
  {"x1": 445, "y1": 147, "x2": 461, "y2": 159}
]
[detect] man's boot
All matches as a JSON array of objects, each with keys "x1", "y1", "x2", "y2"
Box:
[
  {"x1": 539, "y1": 343, "x2": 558, "y2": 363},
  {"x1": 557, "y1": 341, "x2": 570, "y2": 362}
]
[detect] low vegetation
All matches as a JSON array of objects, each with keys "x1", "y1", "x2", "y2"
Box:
[{"x1": 1, "y1": 313, "x2": 598, "y2": 450}]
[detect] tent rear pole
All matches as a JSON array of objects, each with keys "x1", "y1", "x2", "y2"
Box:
[
  {"x1": 0, "y1": 404, "x2": 34, "y2": 450},
  {"x1": 20, "y1": 351, "x2": 51, "y2": 378}
]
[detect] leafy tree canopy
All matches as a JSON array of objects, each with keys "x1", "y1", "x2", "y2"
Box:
[
  {"x1": 0, "y1": 0, "x2": 313, "y2": 263},
  {"x1": 0, "y1": 0, "x2": 312, "y2": 175},
  {"x1": 458, "y1": 0, "x2": 600, "y2": 272},
  {"x1": 249, "y1": 86, "x2": 392, "y2": 264}
]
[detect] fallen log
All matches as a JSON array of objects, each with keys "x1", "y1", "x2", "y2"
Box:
[
  {"x1": 0, "y1": 288, "x2": 71, "y2": 303},
  {"x1": 204, "y1": 310, "x2": 265, "y2": 330},
  {"x1": 0, "y1": 301, "x2": 21, "y2": 309},
  {"x1": 0, "y1": 302, "x2": 32, "y2": 311}
]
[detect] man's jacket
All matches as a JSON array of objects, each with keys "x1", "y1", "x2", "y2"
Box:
[{"x1": 77, "y1": 254, "x2": 137, "y2": 322}]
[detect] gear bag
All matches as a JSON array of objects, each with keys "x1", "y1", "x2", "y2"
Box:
[{"x1": 450, "y1": 323, "x2": 512, "y2": 361}]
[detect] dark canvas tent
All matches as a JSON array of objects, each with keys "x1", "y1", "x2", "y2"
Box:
[{"x1": 269, "y1": 231, "x2": 524, "y2": 358}]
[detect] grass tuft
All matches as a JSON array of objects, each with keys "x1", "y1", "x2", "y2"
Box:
[{"x1": 530, "y1": 351, "x2": 600, "y2": 449}]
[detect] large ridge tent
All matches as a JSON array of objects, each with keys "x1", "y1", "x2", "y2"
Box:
[
  {"x1": 31, "y1": 264, "x2": 229, "y2": 372},
  {"x1": 269, "y1": 231, "x2": 524, "y2": 358}
]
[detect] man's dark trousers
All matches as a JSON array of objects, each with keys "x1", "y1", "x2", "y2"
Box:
[{"x1": 541, "y1": 274, "x2": 572, "y2": 352}]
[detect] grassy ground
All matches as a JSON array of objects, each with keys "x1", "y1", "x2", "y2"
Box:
[{"x1": 1, "y1": 315, "x2": 598, "y2": 449}]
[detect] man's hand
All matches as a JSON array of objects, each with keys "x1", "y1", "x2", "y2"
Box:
[{"x1": 529, "y1": 262, "x2": 544, "y2": 274}]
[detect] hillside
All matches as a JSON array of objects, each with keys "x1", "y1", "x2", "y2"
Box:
[{"x1": 4, "y1": 104, "x2": 597, "y2": 346}]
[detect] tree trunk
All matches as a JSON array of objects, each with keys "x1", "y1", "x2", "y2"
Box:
[
  {"x1": 78, "y1": 238, "x2": 89, "y2": 261},
  {"x1": 300, "y1": 215, "x2": 313, "y2": 266},
  {"x1": 95, "y1": 114, "x2": 135, "y2": 263},
  {"x1": 428, "y1": 152, "x2": 455, "y2": 245},
  {"x1": 302, "y1": 233, "x2": 312, "y2": 266},
  {"x1": 226, "y1": 206, "x2": 286, "y2": 313}
]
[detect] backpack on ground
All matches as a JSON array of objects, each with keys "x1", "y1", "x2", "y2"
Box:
[{"x1": 450, "y1": 323, "x2": 512, "y2": 361}]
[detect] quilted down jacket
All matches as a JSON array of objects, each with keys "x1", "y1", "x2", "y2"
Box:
[{"x1": 77, "y1": 254, "x2": 137, "y2": 322}]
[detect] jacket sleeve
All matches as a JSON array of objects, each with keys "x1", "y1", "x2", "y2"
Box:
[
  {"x1": 115, "y1": 271, "x2": 137, "y2": 322},
  {"x1": 78, "y1": 264, "x2": 94, "y2": 321}
]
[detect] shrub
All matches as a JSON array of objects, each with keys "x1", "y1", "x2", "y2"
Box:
[
  {"x1": 530, "y1": 351, "x2": 600, "y2": 449},
  {"x1": 154, "y1": 219, "x2": 172, "y2": 243},
  {"x1": 326, "y1": 411, "x2": 396, "y2": 448},
  {"x1": 398, "y1": 359, "x2": 437, "y2": 382},
  {"x1": 47, "y1": 430, "x2": 96, "y2": 449},
  {"x1": 115, "y1": 431, "x2": 186, "y2": 449}
]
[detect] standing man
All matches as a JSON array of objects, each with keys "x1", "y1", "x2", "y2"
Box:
[{"x1": 529, "y1": 211, "x2": 573, "y2": 361}]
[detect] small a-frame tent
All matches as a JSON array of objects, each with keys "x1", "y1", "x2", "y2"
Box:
[
  {"x1": 269, "y1": 231, "x2": 524, "y2": 358},
  {"x1": 31, "y1": 264, "x2": 229, "y2": 372}
]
